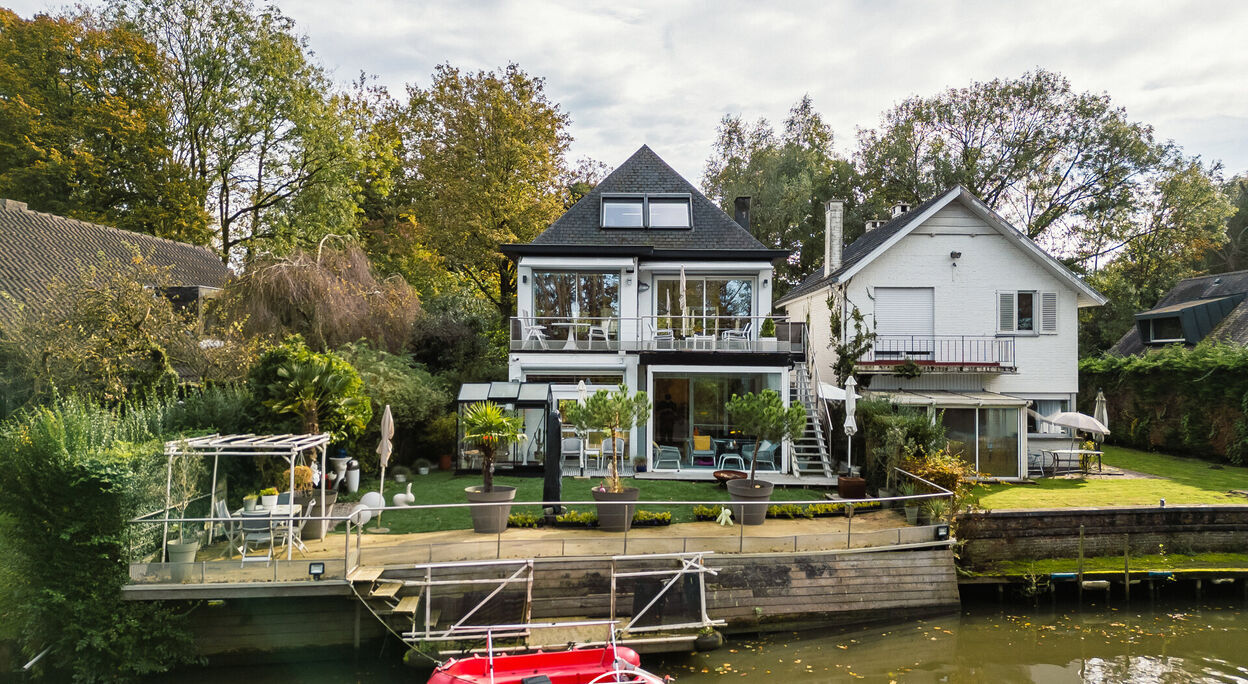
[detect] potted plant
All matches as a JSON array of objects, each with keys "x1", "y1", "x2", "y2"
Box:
[
  {"x1": 563, "y1": 385, "x2": 651, "y2": 532},
  {"x1": 413, "y1": 459, "x2": 433, "y2": 476},
  {"x1": 461, "y1": 401, "x2": 526, "y2": 534},
  {"x1": 165, "y1": 452, "x2": 206, "y2": 582},
  {"x1": 633, "y1": 455, "x2": 647, "y2": 473},
  {"x1": 898, "y1": 481, "x2": 920, "y2": 524},
  {"x1": 723, "y1": 390, "x2": 806, "y2": 525},
  {"x1": 922, "y1": 497, "x2": 949, "y2": 525},
  {"x1": 759, "y1": 317, "x2": 777, "y2": 350},
  {"x1": 243, "y1": 493, "x2": 258, "y2": 512},
  {"x1": 260, "y1": 487, "x2": 279, "y2": 509},
  {"x1": 392, "y1": 465, "x2": 413, "y2": 482}
]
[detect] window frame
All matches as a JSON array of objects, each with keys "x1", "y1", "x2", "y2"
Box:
[
  {"x1": 600, "y1": 192, "x2": 693, "y2": 230},
  {"x1": 1147, "y1": 317, "x2": 1185, "y2": 344},
  {"x1": 601, "y1": 194, "x2": 645, "y2": 229},
  {"x1": 997, "y1": 290, "x2": 1058, "y2": 335}
]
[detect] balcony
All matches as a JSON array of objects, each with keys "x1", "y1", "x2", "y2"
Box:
[
  {"x1": 857, "y1": 336, "x2": 1016, "y2": 373},
  {"x1": 510, "y1": 315, "x2": 805, "y2": 355}
]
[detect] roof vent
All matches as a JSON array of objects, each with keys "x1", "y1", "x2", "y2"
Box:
[{"x1": 891, "y1": 203, "x2": 911, "y2": 218}]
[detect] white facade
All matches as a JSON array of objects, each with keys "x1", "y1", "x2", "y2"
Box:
[{"x1": 779, "y1": 190, "x2": 1106, "y2": 479}]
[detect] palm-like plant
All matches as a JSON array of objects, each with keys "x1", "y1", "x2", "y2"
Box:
[
  {"x1": 265, "y1": 355, "x2": 370, "y2": 439},
  {"x1": 461, "y1": 401, "x2": 526, "y2": 493}
]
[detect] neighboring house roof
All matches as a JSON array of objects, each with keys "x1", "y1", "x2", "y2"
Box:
[
  {"x1": 1110, "y1": 269, "x2": 1248, "y2": 355},
  {"x1": 776, "y1": 186, "x2": 1107, "y2": 307},
  {"x1": 504, "y1": 145, "x2": 784, "y2": 259},
  {"x1": 0, "y1": 198, "x2": 227, "y2": 316}
]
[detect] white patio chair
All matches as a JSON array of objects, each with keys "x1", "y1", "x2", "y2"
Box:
[
  {"x1": 562, "y1": 436, "x2": 584, "y2": 469},
  {"x1": 600, "y1": 437, "x2": 625, "y2": 470},
  {"x1": 721, "y1": 321, "x2": 752, "y2": 347},
  {"x1": 274, "y1": 500, "x2": 314, "y2": 556},
  {"x1": 240, "y1": 510, "x2": 275, "y2": 565},
  {"x1": 653, "y1": 444, "x2": 682, "y2": 471},
  {"x1": 646, "y1": 320, "x2": 675, "y2": 348},
  {"x1": 214, "y1": 500, "x2": 243, "y2": 558},
  {"x1": 587, "y1": 318, "x2": 616, "y2": 347},
  {"x1": 519, "y1": 310, "x2": 549, "y2": 350}
]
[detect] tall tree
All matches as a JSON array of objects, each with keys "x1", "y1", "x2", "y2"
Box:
[
  {"x1": 703, "y1": 96, "x2": 873, "y2": 290},
  {"x1": 1201, "y1": 175, "x2": 1248, "y2": 274},
  {"x1": 405, "y1": 63, "x2": 571, "y2": 321},
  {"x1": 856, "y1": 69, "x2": 1166, "y2": 257},
  {"x1": 1080, "y1": 156, "x2": 1233, "y2": 354},
  {"x1": 0, "y1": 8, "x2": 208, "y2": 242},
  {"x1": 112, "y1": 0, "x2": 368, "y2": 262}
]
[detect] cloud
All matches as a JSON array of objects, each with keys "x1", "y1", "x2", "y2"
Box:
[{"x1": 7, "y1": 0, "x2": 1248, "y2": 180}]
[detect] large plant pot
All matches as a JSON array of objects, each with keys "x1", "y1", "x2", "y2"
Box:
[
  {"x1": 166, "y1": 540, "x2": 200, "y2": 583},
  {"x1": 465, "y1": 485, "x2": 516, "y2": 534},
  {"x1": 904, "y1": 505, "x2": 919, "y2": 525},
  {"x1": 837, "y1": 476, "x2": 867, "y2": 500},
  {"x1": 302, "y1": 490, "x2": 338, "y2": 540},
  {"x1": 726, "y1": 479, "x2": 774, "y2": 526},
  {"x1": 439, "y1": 454, "x2": 453, "y2": 471},
  {"x1": 593, "y1": 487, "x2": 640, "y2": 532}
]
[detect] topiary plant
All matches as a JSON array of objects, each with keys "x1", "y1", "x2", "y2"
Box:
[{"x1": 724, "y1": 390, "x2": 806, "y2": 483}]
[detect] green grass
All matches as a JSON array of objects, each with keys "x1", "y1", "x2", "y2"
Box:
[
  {"x1": 975, "y1": 445, "x2": 1248, "y2": 510},
  {"x1": 984, "y1": 552, "x2": 1248, "y2": 575},
  {"x1": 351, "y1": 472, "x2": 825, "y2": 534}
]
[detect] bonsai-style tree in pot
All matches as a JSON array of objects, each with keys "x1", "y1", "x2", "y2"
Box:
[
  {"x1": 723, "y1": 390, "x2": 806, "y2": 525},
  {"x1": 461, "y1": 401, "x2": 526, "y2": 534},
  {"x1": 165, "y1": 451, "x2": 207, "y2": 581},
  {"x1": 562, "y1": 385, "x2": 651, "y2": 532}
]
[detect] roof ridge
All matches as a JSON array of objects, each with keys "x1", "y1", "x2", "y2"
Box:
[{"x1": 0, "y1": 200, "x2": 220, "y2": 260}]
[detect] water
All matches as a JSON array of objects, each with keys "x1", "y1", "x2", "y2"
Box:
[{"x1": 162, "y1": 601, "x2": 1248, "y2": 683}]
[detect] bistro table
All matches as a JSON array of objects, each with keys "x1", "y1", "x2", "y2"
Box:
[{"x1": 552, "y1": 321, "x2": 591, "y2": 350}]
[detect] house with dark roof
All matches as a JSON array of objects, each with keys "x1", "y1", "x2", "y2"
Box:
[
  {"x1": 1109, "y1": 270, "x2": 1248, "y2": 355},
  {"x1": 0, "y1": 198, "x2": 227, "y2": 319},
  {"x1": 500, "y1": 145, "x2": 832, "y2": 479},
  {"x1": 776, "y1": 187, "x2": 1106, "y2": 480}
]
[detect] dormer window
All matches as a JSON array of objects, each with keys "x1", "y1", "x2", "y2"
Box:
[
  {"x1": 1148, "y1": 316, "x2": 1184, "y2": 344},
  {"x1": 602, "y1": 196, "x2": 644, "y2": 228},
  {"x1": 601, "y1": 194, "x2": 691, "y2": 229}
]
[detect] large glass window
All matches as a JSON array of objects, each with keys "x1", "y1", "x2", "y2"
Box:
[
  {"x1": 1149, "y1": 317, "x2": 1184, "y2": 342},
  {"x1": 655, "y1": 277, "x2": 753, "y2": 335},
  {"x1": 533, "y1": 271, "x2": 619, "y2": 320},
  {"x1": 652, "y1": 372, "x2": 782, "y2": 470},
  {"x1": 939, "y1": 406, "x2": 1020, "y2": 478},
  {"x1": 649, "y1": 197, "x2": 691, "y2": 227},
  {"x1": 602, "y1": 197, "x2": 644, "y2": 228}
]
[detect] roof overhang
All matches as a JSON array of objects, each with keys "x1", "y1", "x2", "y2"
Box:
[
  {"x1": 503, "y1": 244, "x2": 788, "y2": 262},
  {"x1": 865, "y1": 389, "x2": 1028, "y2": 408}
]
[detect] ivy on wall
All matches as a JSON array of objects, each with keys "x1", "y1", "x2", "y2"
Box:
[{"x1": 1080, "y1": 343, "x2": 1248, "y2": 464}]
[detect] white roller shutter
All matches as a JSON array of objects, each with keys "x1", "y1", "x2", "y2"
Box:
[{"x1": 874, "y1": 287, "x2": 934, "y2": 336}]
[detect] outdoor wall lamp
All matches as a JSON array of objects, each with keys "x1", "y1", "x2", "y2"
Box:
[
  {"x1": 308, "y1": 562, "x2": 325, "y2": 580},
  {"x1": 638, "y1": 282, "x2": 650, "y2": 293},
  {"x1": 521, "y1": 274, "x2": 528, "y2": 284},
  {"x1": 762, "y1": 278, "x2": 769, "y2": 286},
  {"x1": 950, "y1": 251, "x2": 962, "y2": 260}
]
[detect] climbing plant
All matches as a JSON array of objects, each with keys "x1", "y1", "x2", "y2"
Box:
[{"x1": 827, "y1": 292, "x2": 876, "y2": 385}]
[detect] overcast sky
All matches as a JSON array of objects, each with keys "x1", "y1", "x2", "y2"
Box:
[{"x1": 9, "y1": 0, "x2": 1248, "y2": 184}]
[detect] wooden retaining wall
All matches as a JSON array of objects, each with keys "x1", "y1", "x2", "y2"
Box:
[
  {"x1": 958, "y1": 506, "x2": 1248, "y2": 568},
  {"x1": 186, "y1": 596, "x2": 384, "y2": 659}
]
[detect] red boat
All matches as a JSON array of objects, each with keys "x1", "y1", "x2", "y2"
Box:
[{"x1": 426, "y1": 644, "x2": 665, "y2": 684}]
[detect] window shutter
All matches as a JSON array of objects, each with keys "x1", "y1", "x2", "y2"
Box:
[
  {"x1": 997, "y1": 291, "x2": 1016, "y2": 333},
  {"x1": 1040, "y1": 291, "x2": 1058, "y2": 333}
]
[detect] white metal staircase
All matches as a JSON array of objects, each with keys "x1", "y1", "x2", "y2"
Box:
[{"x1": 789, "y1": 362, "x2": 834, "y2": 478}]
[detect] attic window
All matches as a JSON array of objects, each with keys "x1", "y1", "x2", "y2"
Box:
[
  {"x1": 601, "y1": 194, "x2": 691, "y2": 229},
  {"x1": 1148, "y1": 317, "x2": 1184, "y2": 344}
]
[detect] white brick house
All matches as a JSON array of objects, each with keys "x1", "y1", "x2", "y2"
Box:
[{"x1": 777, "y1": 187, "x2": 1106, "y2": 479}]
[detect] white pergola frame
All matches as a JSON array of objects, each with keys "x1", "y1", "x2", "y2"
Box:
[{"x1": 162, "y1": 433, "x2": 332, "y2": 561}]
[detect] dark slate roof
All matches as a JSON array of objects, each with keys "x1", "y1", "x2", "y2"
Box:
[
  {"x1": 1110, "y1": 269, "x2": 1248, "y2": 355},
  {"x1": 776, "y1": 190, "x2": 951, "y2": 305},
  {"x1": 0, "y1": 198, "x2": 227, "y2": 315},
  {"x1": 523, "y1": 145, "x2": 771, "y2": 252}
]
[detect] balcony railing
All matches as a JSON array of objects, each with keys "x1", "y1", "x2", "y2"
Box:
[
  {"x1": 510, "y1": 315, "x2": 805, "y2": 354},
  {"x1": 858, "y1": 335, "x2": 1016, "y2": 370}
]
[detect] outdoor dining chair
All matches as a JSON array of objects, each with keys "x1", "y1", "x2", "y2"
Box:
[
  {"x1": 239, "y1": 510, "x2": 275, "y2": 565},
  {"x1": 652, "y1": 444, "x2": 682, "y2": 471},
  {"x1": 688, "y1": 435, "x2": 716, "y2": 467},
  {"x1": 562, "y1": 436, "x2": 584, "y2": 469},
  {"x1": 720, "y1": 321, "x2": 753, "y2": 347},
  {"x1": 752, "y1": 441, "x2": 778, "y2": 471},
  {"x1": 273, "y1": 500, "x2": 314, "y2": 557},
  {"x1": 213, "y1": 500, "x2": 242, "y2": 559},
  {"x1": 519, "y1": 310, "x2": 549, "y2": 350},
  {"x1": 587, "y1": 318, "x2": 615, "y2": 347},
  {"x1": 600, "y1": 437, "x2": 625, "y2": 469}
]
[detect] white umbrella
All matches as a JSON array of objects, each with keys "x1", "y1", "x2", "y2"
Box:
[
  {"x1": 1047, "y1": 411, "x2": 1109, "y2": 438},
  {"x1": 374, "y1": 404, "x2": 394, "y2": 531},
  {"x1": 577, "y1": 380, "x2": 588, "y2": 405},
  {"x1": 843, "y1": 376, "x2": 858, "y2": 474},
  {"x1": 679, "y1": 265, "x2": 688, "y2": 337},
  {"x1": 1093, "y1": 390, "x2": 1109, "y2": 444}
]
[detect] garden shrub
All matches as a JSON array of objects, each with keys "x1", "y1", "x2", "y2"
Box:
[
  {"x1": 0, "y1": 398, "x2": 200, "y2": 681},
  {"x1": 248, "y1": 336, "x2": 372, "y2": 442},
  {"x1": 1080, "y1": 343, "x2": 1248, "y2": 464},
  {"x1": 856, "y1": 399, "x2": 947, "y2": 492}
]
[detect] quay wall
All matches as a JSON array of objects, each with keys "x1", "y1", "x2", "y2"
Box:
[
  {"x1": 958, "y1": 506, "x2": 1248, "y2": 567},
  {"x1": 186, "y1": 596, "x2": 384, "y2": 660}
]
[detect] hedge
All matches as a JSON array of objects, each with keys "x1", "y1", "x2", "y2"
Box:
[{"x1": 1079, "y1": 343, "x2": 1248, "y2": 464}]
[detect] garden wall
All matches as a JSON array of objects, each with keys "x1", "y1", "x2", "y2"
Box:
[
  {"x1": 1079, "y1": 345, "x2": 1248, "y2": 464},
  {"x1": 958, "y1": 506, "x2": 1248, "y2": 568}
]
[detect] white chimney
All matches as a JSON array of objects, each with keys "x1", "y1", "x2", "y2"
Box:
[
  {"x1": 891, "y1": 202, "x2": 911, "y2": 218},
  {"x1": 864, "y1": 219, "x2": 887, "y2": 232},
  {"x1": 824, "y1": 199, "x2": 843, "y2": 277}
]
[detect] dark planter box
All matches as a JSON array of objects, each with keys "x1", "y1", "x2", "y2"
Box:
[{"x1": 837, "y1": 476, "x2": 867, "y2": 499}]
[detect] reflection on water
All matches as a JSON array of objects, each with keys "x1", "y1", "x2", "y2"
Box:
[
  {"x1": 158, "y1": 600, "x2": 1248, "y2": 683},
  {"x1": 652, "y1": 602, "x2": 1248, "y2": 683}
]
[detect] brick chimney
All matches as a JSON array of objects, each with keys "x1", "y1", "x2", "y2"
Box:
[
  {"x1": 733, "y1": 196, "x2": 751, "y2": 230},
  {"x1": 824, "y1": 199, "x2": 844, "y2": 277}
]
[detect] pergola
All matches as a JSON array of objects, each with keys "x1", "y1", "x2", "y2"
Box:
[{"x1": 163, "y1": 433, "x2": 331, "y2": 561}]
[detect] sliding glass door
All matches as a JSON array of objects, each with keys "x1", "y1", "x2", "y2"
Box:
[{"x1": 655, "y1": 277, "x2": 753, "y2": 336}]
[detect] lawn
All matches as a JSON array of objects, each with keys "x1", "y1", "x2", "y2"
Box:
[
  {"x1": 983, "y1": 551, "x2": 1248, "y2": 576},
  {"x1": 343, "y1": 471, "x2": 825, "y2": 534},
  {"x1": 975, "y1": 445, "x2": 1248, "y2": 510}
]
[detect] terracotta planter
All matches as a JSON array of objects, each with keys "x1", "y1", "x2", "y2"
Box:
[
  {"x1": 726, "y1": 479, "x2": 774, "y2": 526},
  {"x1": 465, "y1": 485, "x2": 516, "y2": 534},
  {"x1": 592, "y1": 487, "x2": 640, "y2": 532},
  {"x1": 439, "y1": 454, "x2": 453, "y2": 471},
  {"x1": 837, "y1": 476, "x2": 867, "y2": 500}
]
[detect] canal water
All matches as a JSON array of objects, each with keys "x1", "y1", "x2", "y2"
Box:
[{"x1": 164, "y1": 600, "x2": 1248, "y2": 683}]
